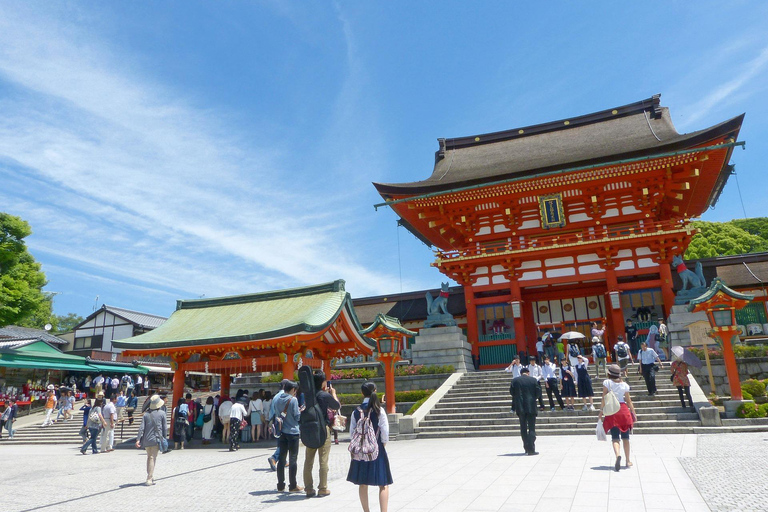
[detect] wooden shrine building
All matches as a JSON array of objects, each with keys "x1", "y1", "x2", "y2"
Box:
[
  {"x1": 112, "y1": 280, "x2": 375, "y2": 407},
  {"x1": 374, "y1": 95, "x2": 744, "y2": 369}
]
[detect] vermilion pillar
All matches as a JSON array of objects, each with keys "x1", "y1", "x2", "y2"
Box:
[
  {"x1": 464, "y1": 286, "x2": 479, "y2": 361},
  {"x1": 716, "y1": 327, "x2": 743, "y2": 400},
  {"x1": 658, "y1": 261, "x2": 676, "y2": 317},
  {"x1": 172, "y1": 368, "x2": 185, "y2": 410},
  {"x1": 220, "y1": 372, "x2": 231, "y2": 397},
  {"x1": 281, "y1": 355, "x2": 296, "y2": 381},
  {"x1": 378, "y1": 353, "x2": 400, "y2": 414},
  {"x1": 605, "y1": 268, "x2": 626, "y2": 356}
]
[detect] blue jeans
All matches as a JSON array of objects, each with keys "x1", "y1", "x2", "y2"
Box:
[
  {"x1": 81, "y1": 427, "x2": 100, "y2": 453},
  {"x1": 160, "y1": 436, "x2": 168, "y2": 452}
]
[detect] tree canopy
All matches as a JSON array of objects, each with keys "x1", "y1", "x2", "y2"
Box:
[
  {"x1": 51, "y1": 312, "x2": 85, "y2": 333},
  {"x1": 685, "y1": 218, "x2": 768, "y2": 260},
  {"x1": 0, "y1": 212, "x2": 51, "y2": 327}
]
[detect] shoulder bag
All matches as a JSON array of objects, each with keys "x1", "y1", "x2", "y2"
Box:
[{"x1": 602, "y1": 386, "x2": 621, "y2": 416}]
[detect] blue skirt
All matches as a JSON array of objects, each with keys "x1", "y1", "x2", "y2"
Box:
[{"x1": 346, "y1": 440, "x2": 393, "y2": 486}]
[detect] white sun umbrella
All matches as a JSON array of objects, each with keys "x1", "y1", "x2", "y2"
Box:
[{"x1": 558, "y1": 331, "x2": 586, "y2": 341}]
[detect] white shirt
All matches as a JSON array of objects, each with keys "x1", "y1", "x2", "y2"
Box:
[
  {"x1": 536, "y1": 341, "x2": 544, "y2": 352},
  {"x1": 527, "y1": 364, "x2": 542, "y2": 380},
  {"x1": 218, "y1": 400, "x2": 232, "y2": 419},
  {"x1": 541, "y1": 362, "x2": 557, "y2": 380},
  {"x1": 504, "y1": 363, "x2": 522, "y2": 378},
  {"x1": 229, "y1": 402, "x2": 247, "y2": 421},
  {"x1": 249, "y1": 399, "x2": 263, "y2": 414},
  {"x1": 603, "y1": 379, "x2": 630, "y2": 403}
]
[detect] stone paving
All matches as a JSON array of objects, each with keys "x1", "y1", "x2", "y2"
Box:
[
  {"x1": 679, "y1": 433, "x2": 768, "y2": 512},
  {"x1": 0, "y1": 433, "x2": 763, "y2": 512}
]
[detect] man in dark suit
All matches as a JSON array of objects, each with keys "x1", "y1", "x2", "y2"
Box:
[{"x1": 510, "y1": 367, "x2": 543, "y2": 455}]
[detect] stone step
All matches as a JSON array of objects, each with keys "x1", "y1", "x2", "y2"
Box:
[
  {"x1": 433, "y1": 399, "x2": 685, "y2": 410},
  {"x1": 443, "y1": 389, "x2": 681, "y2": 399},
  {"x1": 431, "y1": 405, "x2": 693, "y2": 417},
  {"x1": 423, "y1": 411, "x2": 698, "y2": 422},
  {"x1": 418, "y1": 417, "x2": 701, "y2": 428}
]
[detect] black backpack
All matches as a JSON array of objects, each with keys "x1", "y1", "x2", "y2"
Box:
[
  {"x1": 568, "y1": 344, "x2": 580, "y2": 357},
  {"x1": 594, "y1": 344, "x2": 606, "y2": 359},
  {"x1": 616, "y1": 343, "x2": 628, "y2": 358},
  {"x1": 298, "y1": 366, "x2": 328, "y2": 449}
]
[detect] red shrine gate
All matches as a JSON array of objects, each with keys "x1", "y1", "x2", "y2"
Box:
[{"x1": 375, "y1": 95, "x2": 744, "y2": 368}]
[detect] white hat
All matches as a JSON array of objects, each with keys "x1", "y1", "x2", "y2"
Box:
[
  {"x1": 149, "y1": 394, "x2": 165, "y2": 410},
  {"x1": 591, "y1": 336, "x2": 600, "y2": 343},
  {"x1": 47, "y1": 384, "x2": 55, "y2": 390}
]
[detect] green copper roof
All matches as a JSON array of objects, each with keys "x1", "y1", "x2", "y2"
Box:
[
  {"x1": 112, "y1": 280, "x2": 372, "y2": 350},
  {"x1": 0, "y1": 340, "x2": 102, "y2": 372},
  {"x1": 687, "y1": 277, "x2": 755, "y2": 311},
  {"x1": 359, "y1": 314, "x2": 417, "y2": 337}
]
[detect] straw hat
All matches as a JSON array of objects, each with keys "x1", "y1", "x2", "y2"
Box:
[
  {"x1": 607, "y1": 364, "x2": 622, "y2": 379},
  {"x1": 149, "y1": 394, "x2": 165, "y2": 410}
]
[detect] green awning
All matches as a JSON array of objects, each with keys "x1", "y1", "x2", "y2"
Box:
[
  {"x1": 85, "y1": 361, "x2": 148, "y2": 375},
  {"x1": 0, "y1": 340, "x2": 105, "y2": 373},
  {"x1": 0, "y1": 359, "x2": 95, "y2": 372}
]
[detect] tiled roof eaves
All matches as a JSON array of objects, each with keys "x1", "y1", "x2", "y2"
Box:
[{"x1": 176, "y1": 280, "x2": 345, "y2": 310}]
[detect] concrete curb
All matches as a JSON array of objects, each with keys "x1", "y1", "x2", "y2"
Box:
[{"x1": 398, "y1": 372, "x2": 464, "y2": 434}]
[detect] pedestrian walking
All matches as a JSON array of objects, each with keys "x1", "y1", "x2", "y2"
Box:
[
  {"x1": 575, "y1": 354, "x2": 596, "y2": 411},
  {"x1": 201, "y1": 396, "x2": 215, "y2": 444},
  {"x1": 559, "y1": 359, "x2": 577, "y2": 411},
  {"x1": 304, "y1": 371, "x2": 341, "y2": 498},
  {"x1": 535, "y1": 338, "x2": 545, "y2": 365},
  {"x1": 135, "y1": 374, "x2": 143, "y2": 396},
  {"x1": 41, "y1": 387, "x2": 56, "y2": 427},
  {"x1": 671, "y1": 356, "x2": 694, "y2": 410},
  {"x1": 542, "y1": 330, "x2": 555, "y2": 362},
  {"x1": 272, "y1": 380, "x2": 302, "y2": 493},
  {"x1": 229, "y1": 395, "x2": 248, "y2": 451},
  {"x1": 78, "y1": 399, "x2": 92, "y2": 442},
  {"x1": 1, "y1": 400, "x2": 16, "y2": 439},
  {"x1": 347, "y1": 382, "x2": 392, "y2": 512},
  {"x1": 658, "y1": 318, "x2": 669, "y2": 360},
  {"x1": 136, "y1": 394, "x2": 167, "y2": 486},
  {"x1": 637, "y1": 341, "x2": 662, "y2": 395},
  {"x1": 218, "y1": 397, "x2": 232, "y2": 444},
  {"x1": 126, "y1": 390, "x2": 138, "y2": 425},
  {"x1": 625, "y1": 320, "x2": 639, "y2": 355},
  {"x1": 266, "y1": 383, "x2": 289, "y2": 471},
  {"x1": 509, "y1": 367, "x2": 542, "y2": 455},
  {"x1": 262, "y1": 391, "x2": 273, "y2": 439},
  {"x1": 527, "y1": 357, "x2": 546, "y2": 411},
  {"x1": 249, "y1": 391, "x2": 263, "y2": 442},
  {"x1": 613, "y1": 336, "x2": 634, "y2": 377},
  {"x1": 143, "y1": 376, "x2": 150, "y2": 396},
  {"x1": 80, "y1": 397, "x2": 105, "y2": 454},
  {"x1": 109, "y1": 375, "x2": 120, "y2": 399},
  {"x1": 92, "y1": 374, "x2": 104, "y2": 397},
  {"x1": 115, "y1": 390, "x2": 126, "y2": 423},
  {"x1": 599, "y1": 364, "x2": 637, "y2": 471},
  {"x1": 541, "y1": 356, "x2": 564, "y2": 411},
  {"x1": 185, "y1": 393, "x2": 196, "y2": 444},
  {"x1": 172, "y1": 397, "x2": 189, "y2": 450},
  {"x1": 101, "y1": 397, "x2": 117, "y2": 452},
  {"x1": 592, "y1": 336, "x2": 607, "y2": 378}
]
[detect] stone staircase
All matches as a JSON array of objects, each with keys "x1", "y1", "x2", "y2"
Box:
[
  {"x1": 413, "y1": 364, "x2": 768, "y2": 438},
  {"x1": 4, "y1": 396, "x2": 172, "y2": 445}
]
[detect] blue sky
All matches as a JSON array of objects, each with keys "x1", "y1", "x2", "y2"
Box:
[{"x1": 1, "y1": 1, "x2": 767, "y2": 319}]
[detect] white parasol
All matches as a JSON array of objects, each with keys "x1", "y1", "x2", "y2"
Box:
[{"x1": 558, "y1": 331, "x2": 586, "y2": 341}]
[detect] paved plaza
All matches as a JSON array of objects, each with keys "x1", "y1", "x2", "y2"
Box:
[{"x1": 0, "y1": 433, "x2": 765, "y2": 512}]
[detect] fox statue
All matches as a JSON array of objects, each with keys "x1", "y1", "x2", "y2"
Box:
[
  {"x1": 672, "y1": 255, "x2": 705, "y2": 290},
  {"x1": 426, "y1": 283, "x2": 451, "y2": 316}
]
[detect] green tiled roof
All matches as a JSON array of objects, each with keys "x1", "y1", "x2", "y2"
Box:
[
  {"x1": 359, "y1": 314, "x2": 417, "y2": 337},
  {"x1": 687, "y1": 277, "x2": 755, "y2": 311},
  {"x1": 112, "y1": 280, "x2": 372, "y2": 350}
]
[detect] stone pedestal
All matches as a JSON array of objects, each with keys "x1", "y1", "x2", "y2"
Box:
[
  {"x1": 412, "y1": 326, "x2": 474, "y2": 372},
  {"x1": 698, "y1": 406, "x2": 722, "y2": 426},
  {"x1": 724, "y1": 399, "x2": 753, "y2": 419},
  {"x1": 667, "y1": 305, "x2": 709, "y2": 347}
]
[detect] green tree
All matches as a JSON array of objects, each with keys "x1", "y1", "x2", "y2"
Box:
[
  {"x1": 51, "y1": 312, "x2": 85, "y2": 333},
  {"x1": 685, "y1": 220, "x2": 768, "y2": 260},
  {"x1": 0, "y1": 212, "x2": 51, "y2": 327},
  {"x1": 730, "y1": 217, "x2": 768, "y2": 244}
]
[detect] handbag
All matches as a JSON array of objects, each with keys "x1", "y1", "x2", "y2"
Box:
[
  {"x1": 602, "y1": 389, "x2": 621, "y2": 416},
  {"x1": 332, "y1": 412, "x2": 347, "y2": 432},
  {"x1": 670, "y1": 364, "x2": 679, "y2": 383},
  {"x1": 240, "y1": 418, "x2": 248, "y2": 430},
  {"x1": 596, "y1": 419, "x2": 607, "y2": 441},
  {"x1": 269, "y1": 399, "x2": 292, "y2": 438}
]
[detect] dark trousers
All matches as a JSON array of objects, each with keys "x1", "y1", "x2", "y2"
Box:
[
  {"x1": 536, "y1": 382, "x2": 545, "y2": 409},
  {"x1": 518, "y1": 413, "x2": 536, "y2": 453},
  {"x1": 677, "y1": 386, "x2": 693, "y2": 408},
  {"x1": 277, "y1": 433, "x2": 300, "y2": 490},
  {"x1": 641, "y1": 363, "x2": 657, "y2": 394},
  {"x1": 537, "y1": 351, "x2": 545, "y2": 365},
  {"x1": 545, "y1": 378, "x2": 564, "y2": 409},
  {"x1": 229, "y1": 420, "x2": 241, "y2": 451}
]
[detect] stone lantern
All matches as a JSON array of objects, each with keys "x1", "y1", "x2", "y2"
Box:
[{"x1": 688, "y1": 278, "x2": 754, "y2": 416}]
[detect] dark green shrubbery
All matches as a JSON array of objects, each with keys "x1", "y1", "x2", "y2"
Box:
[
  {"x1": 394, "y1": 364, "x2": 455, "y2": 376},
  {"x1": 741, "y1": 379, "x2": 766, "y2": 398},
  {"x1": 758, "y1": 403, "x2": 768, "y2": 418},
  {"x1": 736, "y1": 402, "x2": 760, "y2": 418},
  {"x1": 336, "y1": 389, "x2": 434, "y2": 405},
  {"x1": 407, "y1": 396, "x2": 430, "y2": 416}
]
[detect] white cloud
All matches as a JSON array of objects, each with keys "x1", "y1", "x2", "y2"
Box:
[{"x1": 0, "y1": 3, "x2": 404, "y2": 311}]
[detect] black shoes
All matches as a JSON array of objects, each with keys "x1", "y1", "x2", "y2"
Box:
[
  {"x1": 615, "y1": 456, "x2": 622, "y2": 472},
  {"x1": 526, "y1": 451, "x2": 539, "y2": 456}
]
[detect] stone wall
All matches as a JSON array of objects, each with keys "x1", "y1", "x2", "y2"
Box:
[{"x1": 689, "y1": 357, "x2": 768, "y2": 395}]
